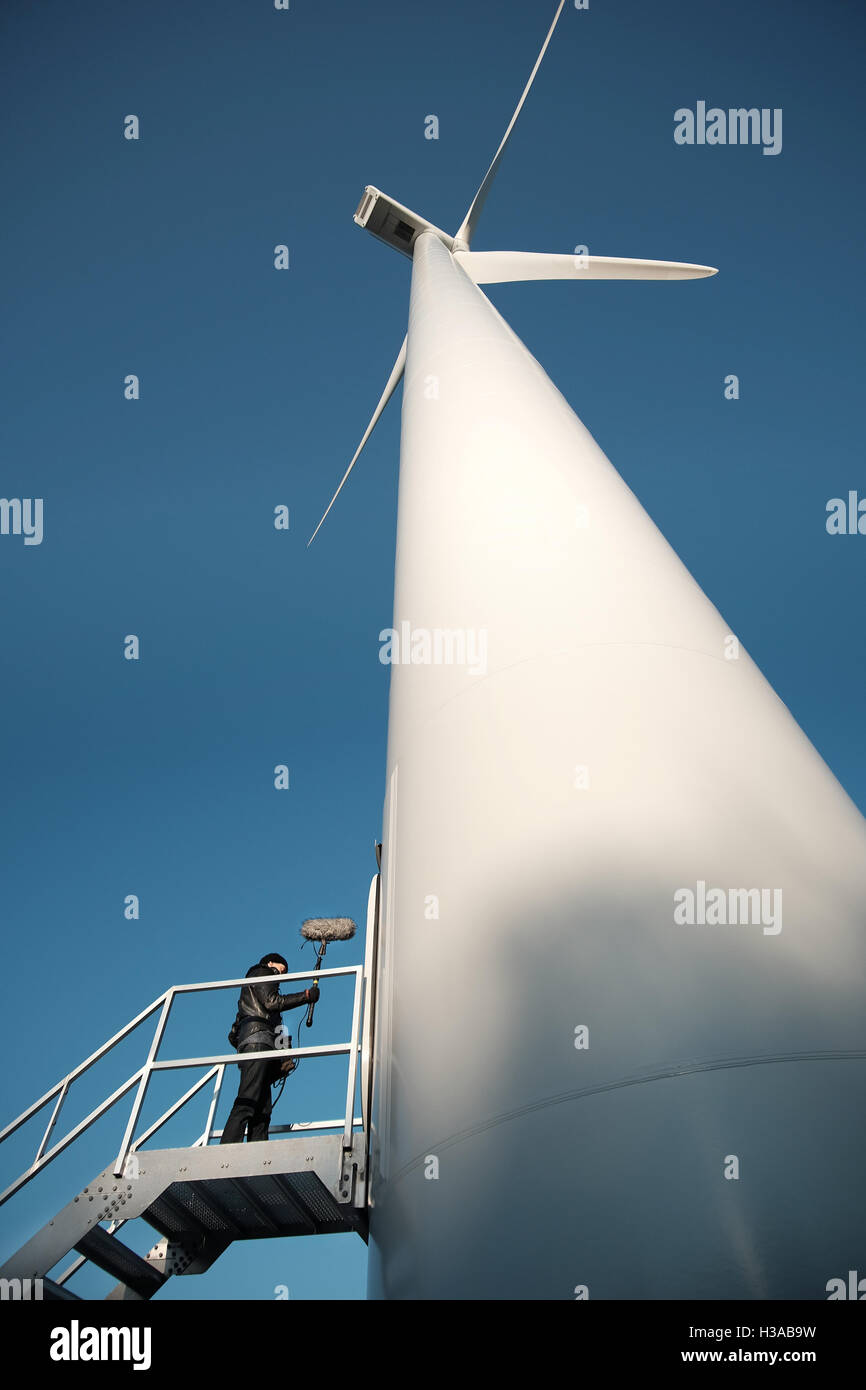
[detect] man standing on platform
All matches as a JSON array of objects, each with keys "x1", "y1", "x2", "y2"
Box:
[{"x1": 220, "y1": 953, "x2": 319, "y2": 1144}]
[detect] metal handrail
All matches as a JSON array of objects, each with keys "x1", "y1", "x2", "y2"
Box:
[
  {"x1": 0, "y1": 993, "x2": 170, "y2": 1148},
  {"x1": 0, "y1": 964, "x2": 365, "y2": 1210}
]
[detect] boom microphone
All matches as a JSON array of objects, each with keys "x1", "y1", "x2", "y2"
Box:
[{"x1": 300, "y1": 917, "x2": 357, "y2": 1027}]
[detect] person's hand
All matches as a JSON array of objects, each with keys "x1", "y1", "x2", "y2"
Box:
[{"x1": 306, "y1": 985, "x2": 320, "y2": 1003}]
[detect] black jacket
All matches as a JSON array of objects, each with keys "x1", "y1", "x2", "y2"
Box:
[{"x1": 234, "y1": 963, "x2": 310, "y2": 1037}]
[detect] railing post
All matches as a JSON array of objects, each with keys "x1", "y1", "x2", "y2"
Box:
[
  {"x1": 34, "y1": 1078, "x2": 70, "y2": 1164},
  {"x1": 360, "y1": 871, "x2": 380, "y2": 1137},
  {"x1": 201, "y1": 1064, "x2": 225, "y2": 1146},
  {"x1": 112, "y1": 992, "x2": 174, "y2": 1177},
  {"x1": 342, "y1": 966, "x2": 364, "y2": 1149}
]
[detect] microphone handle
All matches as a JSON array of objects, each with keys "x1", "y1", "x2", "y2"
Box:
[{"x1": 305, "y1": 943, "x2": 326, "y2": 1028}]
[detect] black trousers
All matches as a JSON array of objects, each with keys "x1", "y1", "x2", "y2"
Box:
[{"x1": 220, "y1": 1030, "x2": 276, "y2": 1143}]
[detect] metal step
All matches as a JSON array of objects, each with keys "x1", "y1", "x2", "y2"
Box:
[
  {"x1": 41, "y1": 1277, "x2": 83, "y2": 1301},
  {"x1": 74, "y1": 1225, "x2": 166, "y2": 1300}
]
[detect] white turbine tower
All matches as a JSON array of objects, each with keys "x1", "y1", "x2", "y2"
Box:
[{"x1": 312, "y1": 2, "x2": 866, "y2": 1300}]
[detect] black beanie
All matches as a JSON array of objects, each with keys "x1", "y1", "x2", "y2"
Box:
[{"x1": 261, "y1": 952, "x2": 288, "y2": 968}]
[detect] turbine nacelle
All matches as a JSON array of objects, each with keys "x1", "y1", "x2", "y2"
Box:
[{"x1": 353, "y1": 186, "x2": 454, "y2": 259}]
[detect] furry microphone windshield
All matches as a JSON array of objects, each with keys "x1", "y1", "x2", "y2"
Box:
[{"x1": 300, "y1": 918, "x2": 357, "y2": 943}]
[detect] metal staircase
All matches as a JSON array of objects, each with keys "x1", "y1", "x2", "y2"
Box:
[
  {"x1": 5, "y1": 1130, "x2": 367, "y2": 1301},
  {"x1": 0, "y1": 885, "x2": 379, "y2": 1300}
]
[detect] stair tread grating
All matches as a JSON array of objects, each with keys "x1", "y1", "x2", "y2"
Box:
[
  {"x1": 252, "y1": 1176, "x2": 311, "y2": 1212},
  {"x1": 142, "y1": 1181, "x2": 235, "y2": 1241},
  {"x1": 143, "y1": 1193, "x2": 200, "y2": 1241},
  {"x1": 197, "y1": 1178, "x2": 280, "y2": 1236},
  {"x1": 282, "y1": 1171, "x2": 346, "y2": 1223},
  {"x1": 161, "y1": 1181, "x2": 235, "y2": 1233},
  {"x1": 74, "y1": 1226, "x2": 165, "y2": 1296}
]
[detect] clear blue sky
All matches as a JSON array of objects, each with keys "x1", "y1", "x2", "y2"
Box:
[{"x1": 1, "y1": 0, "x2": 864, "y2": 1299}]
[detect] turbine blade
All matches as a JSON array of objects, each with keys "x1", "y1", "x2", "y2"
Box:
[
  {"x1": 307, "y1": 336, "x2": 407, "y2": 547},
  {"x1": 454, "y1": 250, "x2": 718, "y2": 284},
  {"x1": 454, "y1": 0, "x2": 566, "y2": 249}
]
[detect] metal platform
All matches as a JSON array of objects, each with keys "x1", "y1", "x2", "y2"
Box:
[{"x1": 2, "y1": 1133, "x2": 367, "y2": 1300}]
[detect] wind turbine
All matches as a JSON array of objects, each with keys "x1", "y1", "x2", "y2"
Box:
[
  {"x1": 312, "y1": 2, "x2": 866, "y2": 1300},
  {"x1": 307, "y1": 0, "x2": 714, "y2": 549}
]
